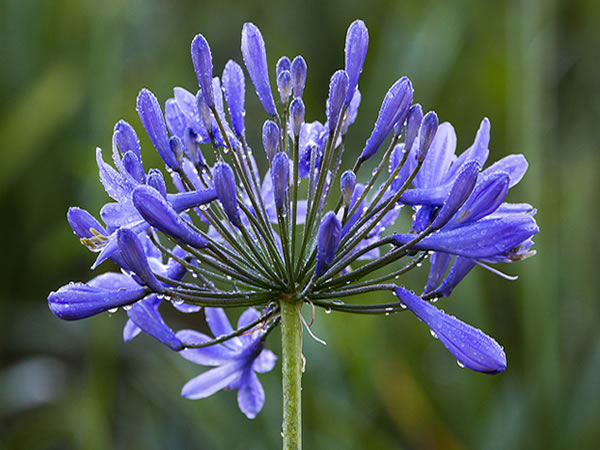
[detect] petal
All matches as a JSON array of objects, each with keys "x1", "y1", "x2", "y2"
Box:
[
  {"x1": 430, "y1": 160, "x2": 480, "y2": 230},
  {"x1": 316, "y1": 212, "x2": 342, "y2": 276},
  {"x1": 360, "y1": 77, "x2": 413, "y2": 160},
  {"x1": 117, "y1": 228, "x2": 163, "y2": 292},
  {"x1": 395, "y1": 287, "x2": 506, "y2": 373},
  {"x1": 435, "y1": 256, "x2": 477, "y2": 298},
  {"x1": 177, "y1": 329, "x2": 239, "y2": 365},
  {"x1": 205, "y1": 308, "x2": 240, "y2": 346},
  {"x1": 423, "y1": 252, "x2": 453, "y2": 295},
  {"x1": 132, "y1": 185, "x2": 208, "y2": 249},
  {"x1": 67, "y1": 207, "x2": 106, "y2": 239},
  {"x1": 181, "y1": 361, "x2": 244, "y2": 399},
  {"x1": 237, "y1": 370, "x2": 265, "y2": 419},
  {"x1": 191, "y1": 34, "x2": 215, "y2": 107},
  {"x1": 87, "y1": 272, "x2": 140, "y2": 290},
  {"x1": 123, "y1": 318, "x2": 141, "y2": 342},
  {"x1": 96, "y1": 148, "x2": 130, "y2": 202},
  {"x1": 136, "y1": 88, "x2": 179, "y2": 170},
  {"x1": 392, "y1": 214, "x2": 539, "y2": 260},
  {"x1": 481, "y1": 154, "x2": 528, "y2": 188},
  {"x1": 413, "y1": 122, "x2": 457, "y2": 188},
  {"x1": 127, "y1": 295, "x2": 183, "y2": 350},
  {"x1": 222, "y1": 60, "x2": 246, "y2": 138},
  {"x1": 165, "y1": 98, "x2": 187, "y2": 138},
  {"x1": 253, "y1": 349, "x2": 277, "y2": 373},
  {"x1": 344, "y1": 20, "x2": 369, "y2": 104},
  {"x1": 113, "y1": 120, "x2": 141, "y2": 161},
  {"x1": 48, "y1": 282, "x2": 147, "y2": 321},
  {"x1": 241, "y1": 23, "x2": 277, "y2": 117}
]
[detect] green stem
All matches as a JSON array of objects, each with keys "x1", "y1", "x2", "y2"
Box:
[{"x1": 280, "y1": 298, "x2": 302, "y2": 450}]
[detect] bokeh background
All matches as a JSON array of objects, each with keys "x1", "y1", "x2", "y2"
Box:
[{"x1": 1, "y1": 0, "x2": 599, "y2": 448}]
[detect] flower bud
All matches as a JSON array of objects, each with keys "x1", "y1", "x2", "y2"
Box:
[
  {"x1": 277, "y1": 70, "x2": 292, "y2": 105},
  {"x1": 291, "y1": 55, "x2": 307, "y2": 98},
  {"x1": 213, "y1": 162, "x2": 242, "y2": 227},
  {"x1": 404, "y1": 104, "x2": 423, "y2": 151},
  {"x1": 241, "y1": 22, "x2": 277, "y2": 117},
  {"x1": 222, "y1": 60, "x2": 246, "y2": 139},
  {"x1": 67, "y1": 207, "x2": 106, "y2": 239},
  {"x1": 132, "y1": 185, "x2": 209, "y2": 248},
  {"x1": 340, "y1": 170, "x2": 356, "y2": 205},
  {"x1": 395, "y1": 286, "x2": 507, "y2": 374},
  {"x1": 262, "y1": 120, "x2": 280, "y2": 162},
  {"x1": 164, "y1": 98, "x2": 187, "y2": 138},
  {"x1": 114, "y1": 120, "x2": 141, "y2": 160},
  {"x1": 122, "y1": 151, "x2": 146, "y2": 184},
  {"x1": 360, "y1": 77, "x2": 413, "y2": 161},
  {"x1": 117, "y1": 228, "x2": 164, "y2": 292},
  {"x1": 276, "y1": 56, "x2": 291, "y2": 77},
  {"x1": 137, "y1": 88, "x2": 179, "y2": 170},
  {"x1": 418, "y1": 111, "x2": 439, "y2": 163},
  {"x1": 326, "y1": 70, "x2": 349, "y2": 132},
  {"x1": 191, "y1": 34, "x2": 215, "y2": 107},
  {"x1": 315, "y1": 211, "x2": 342, "y2": 276},
  {"x1": 195, "y1": 90, "x2": 213, "y2": 136},
  {"x1": 169, "y1": 136, "x2": 185, "y2": 168},
  {"x1": 430, "y1": 161, "x2": 479, "y2": 230},
  {"x1": 289, "y1": 98, "x2": 305, "y2": 136},
  {"x1": 271, "y1": 152, "x2": 290, "y2": 212},
  {"x1": 344, "y1": 20, "x2": 369, "y2": 105},
  {"x1": 147, "y1": 169, "x2": 167, "y2": 198}
]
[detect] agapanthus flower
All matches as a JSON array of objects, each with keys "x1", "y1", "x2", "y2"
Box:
[{"x1": 49, "y1": 18, "x2": 538, "y2": 425}]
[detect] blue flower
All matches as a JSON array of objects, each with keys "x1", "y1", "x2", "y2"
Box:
[
  {"x1": 50, "y1": 19, "x2": 539, "y2": 421},
  {"x1": 177, "y1": 308, "x2": 277, "y2": 419}
]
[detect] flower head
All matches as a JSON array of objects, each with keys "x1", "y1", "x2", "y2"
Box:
[{"x1": 49, "y1": 20, "x2": 538, "y2": 419}]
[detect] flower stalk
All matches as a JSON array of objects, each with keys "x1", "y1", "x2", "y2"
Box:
[{"x1": 280, "y1": 297, "x2": 303, "y2": 450}]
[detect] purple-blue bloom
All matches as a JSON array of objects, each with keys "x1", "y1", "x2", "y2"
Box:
[
  {"x1": 178, "y1": 307, "x2": 277, "y2": 419},
  {"x1": 49, "y1": 19, "x2": 539, "y2": 425}
]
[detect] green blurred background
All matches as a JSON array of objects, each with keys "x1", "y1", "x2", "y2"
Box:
[{"x1": 1, "y1": 0, "x2": 599, "y2": 448}]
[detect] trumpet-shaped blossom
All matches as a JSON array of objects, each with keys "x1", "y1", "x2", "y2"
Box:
[{"x1": 48, "y1": 20, "x2": 538, "y2": 423}]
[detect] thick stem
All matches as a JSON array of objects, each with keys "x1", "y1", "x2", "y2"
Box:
[{"x1": 280, "y1": 298, "x2": 302, "y2": 450}]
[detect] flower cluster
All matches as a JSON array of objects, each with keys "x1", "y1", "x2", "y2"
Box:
[{"x1": 48, "y1": 20, "x2": 538, "y2": 418}]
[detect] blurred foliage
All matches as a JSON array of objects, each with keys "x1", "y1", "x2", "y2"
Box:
[{"x1": 1, "y1": 0, "x2": 599, "y2": 448}]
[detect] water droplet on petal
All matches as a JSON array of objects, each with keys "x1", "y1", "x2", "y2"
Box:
[
  {"x1": 430, "y1": 330, "x2": 438, "y2": 339},
  {"x1": 324, "y1": 308, "x2": 332, "y2": 315},
  {"x1": 457, "y1": 360, "x2": 465, "y2": 369}
]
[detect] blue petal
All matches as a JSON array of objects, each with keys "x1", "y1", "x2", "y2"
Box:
[
  {"x1": 344, "y1": 20, "x2": 369, "y2": 104},
  {"x1": 113, "y1": 120, "x2": 141, "y2": 161},
  {"x1": 48, "y1": 281, "x2": 146, "y2": 321},
  {"x1": 423, "y1": 252, "x2": 453, "y2": 295},
  {"x1": 392, "y1": 214, "x2": 539, "y2": 260},
  {"x1": 237, "y1": 370, "x2": 265, "y2": 419},
  {"x1": 316, "y1": 211, "x2": 342, "y2": 276},
  {"x1": 165, "y1": 98, "x2": 187, "y2": 138},
  {"x1": 326, "y1": 70, "x2": 349, "y2": 132},
  {"x1": 271, "y1": 152, "x2": 289, "y2": 212},
  {"x1": 241, "y1": 23, "x2": 277, "y2": 117},
  {"x1": 191, "y1": 34, "x2": 215, "y2": 107},
  {"x1": 123, "y1": 319, "x2": 141, "y2": 342},
  {"x1": 413, "y1": 122, "x2": 456, "y2": 189},
  {"x1": 127, "y1": 295, "x2": 183, "y2": 350},
  {"x1": 481, "y1": 154, "x2": 528, "y2": 188},
  {"x1": 222, "y1": 60, "x2": 246, "y2": 138},
  {"x1": 67, "y1": 207, "x2": 106, "y2": 238},
  {"x1": 361, "y1": 77, "x2": 413, "y2": 160},
  {"x1": 290, "y1": 56, "x2": 307, "y2": 99},
  {"x1": 132, "y1": 185, "x2": 208, "y2": 248},
  {"x1": 117, "y1": 228, "x2": 164, "y2": 292},
  {"x1": 430, "y1": 161, "x2": 480, "y2": 230},
  {"x1": 213, "y1": 162, "x2": 242, "y2": 227},
  {"x1": 445, "y1": 118, "x2": 490, "y2": 182},
  {"x1": 136, "y1": 89, "x2": 179, "y2": 170},
  {"x1": 181, "y1": 360, "x2": 244, "y2": 399},
  {"x1": 177, "y1": 329, "x2": 239, "y2": 365},
  {"x1": 395, "y1": 287, "x2": 506, "y2": 373},
  {"x1": 435, "y1": 256, "x2": 477, "y2": 297}
]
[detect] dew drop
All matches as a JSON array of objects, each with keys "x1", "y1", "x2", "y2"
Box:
[
  {"x1": 456, "y1": 360, "x2": 465, "y2": 369},
  {"x1": 332, "y1": 300, "x2": 344, "y2": 306},
  {"x1": 430, "y1": 297, "x2": 439, "y2": 303},
  {"x1": 324, "y1": 308, "x2": 332, "y2": 315},
  {"x1": 430, "y1": 330, "x2": 438, "y2": 339},
  {"x1": 123, "y1": 304, "x2": 132, "y2": 311},
  {"x1": 107, "y1": 307, "x2": 118, "y2": 315},
  {"x1": 173, "y1": 297, "x2": 184, "y2": 305}
]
